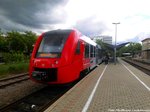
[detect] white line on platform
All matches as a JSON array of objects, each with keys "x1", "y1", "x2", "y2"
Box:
[
  {"x1": 122, "y1": 62, "x2": 150, "y2": 91},
  {"x1": 82, "y1": 65, "x2": 108, "y2": 112}
]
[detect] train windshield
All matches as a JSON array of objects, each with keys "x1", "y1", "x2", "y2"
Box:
[{"x1": 36, "y1": 32, "x2": 70, "y2": 58}]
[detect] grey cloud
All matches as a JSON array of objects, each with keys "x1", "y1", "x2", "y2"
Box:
[
  {"x1": 0, "y1": 0, "x2": 68, "y2": 32},
  {"x1": 74, "y1": 16, "x2": 108, "y2": 36}
]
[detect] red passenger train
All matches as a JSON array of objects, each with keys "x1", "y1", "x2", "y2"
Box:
[{"x1": 29, "y1": 29, "x2": 102, "y2": 84}]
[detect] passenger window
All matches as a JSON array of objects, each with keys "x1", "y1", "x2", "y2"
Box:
[
  {"x1": 90, "y1": 45, "x2": 94, "y2": 57},
  {"x1": 75, "y1": 41, "x2": 80, "y2": 54},
  {"x1": 85, "y1": 43, "x2": 89, "y2": 58},
  {"x1": 94, "y1": 47, "x2": 96, "y2": 57}
]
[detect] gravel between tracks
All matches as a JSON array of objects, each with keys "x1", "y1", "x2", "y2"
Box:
[{"x1": 0, "y1": 80, "x2": 45, "y2": 108}]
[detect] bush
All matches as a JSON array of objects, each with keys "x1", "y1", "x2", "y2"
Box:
[
  {"x1": 2, "y1": 52, "x2": 27, "y2": 63},
  {"x1": 8, "y1": 63, "x2": 28, "y2": 74},
  {"x1": 0, "y1": 62, "x2": 29, "y2": 78}
]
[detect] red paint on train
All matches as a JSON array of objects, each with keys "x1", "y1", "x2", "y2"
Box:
[{"x1": 29, "y1": 29, "x2": 102, "y2": 84}]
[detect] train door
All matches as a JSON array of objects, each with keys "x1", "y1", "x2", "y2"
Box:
[
  {"x1": 90, "y1": 45, "x2": 96, "y2": 69},
  {"x1": 73, "y1": 40, "x2": 82, "y2": 72},
  {"x1": 83, "y1": 42, "x2": 91, "y2": 70}
]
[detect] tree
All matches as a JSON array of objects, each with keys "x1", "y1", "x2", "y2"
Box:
[
  {"x1": 0, "y1": 29, "x2": 8, "y2": 52},
  {"x1": 118, "y1": 42, "x2": 142, "y2": 57},
  {"x1": 6, "y1": 31, "x2": 26, "y2": 53},
  {"x1": 0, "y1": 31, "x2": 4, "y2": 51},
  {"x1": 96, "y1": 39, "x2": 105, "y2": 49},
  {"x1": 23, "y1": 31, "x2": 37, "y2": 55},
  {"x1": 96, "y1": 39, "x2": 114, "y2": 56},
  {"x1": 0, "y1": 30, "x2": 37, "y2": 63}
]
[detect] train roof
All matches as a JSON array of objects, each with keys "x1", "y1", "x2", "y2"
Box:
[
  {"x1": 44, "y1": 29, "x2": 72, "y2": 36},
  {"x1": 80, "y1": 35, "x2": 97, "y2": 46},
  {"x1": 43, "y1": 29, "x2": 97, "y2": 46}
]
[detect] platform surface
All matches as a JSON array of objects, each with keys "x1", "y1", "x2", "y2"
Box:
[{"x1": 44, "y1": 59, "x2": 150, "y2": 112}]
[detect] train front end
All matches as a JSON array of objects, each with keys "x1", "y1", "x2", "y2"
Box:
[{"x1": 29, "y1": 29, "x2": 78, "y2": 84}]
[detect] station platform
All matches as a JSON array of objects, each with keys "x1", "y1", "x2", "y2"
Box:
[{"x1": 44, "y1": 59, "x2": 150, "y2": 112}]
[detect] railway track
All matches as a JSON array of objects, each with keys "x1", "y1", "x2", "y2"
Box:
[
  {"x1": 0, "y1": 65, "x2": 98, "y2": 112},
  {"x1": 0, "y1": 80, "x2": 78, "y2": 112},
  {"x1": 122, "y1": 58, "x2": 150, "y2": 75},
  {"x1": 0, "y1": 73, "x2": 29, "y2": 88}
]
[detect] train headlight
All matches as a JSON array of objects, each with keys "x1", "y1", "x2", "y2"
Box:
[{"x1": 55, "y1": 60, "x2": 59, "y2": 64}]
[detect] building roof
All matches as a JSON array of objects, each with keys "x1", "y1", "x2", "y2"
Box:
[
  {"x1": 141, "y1": 38, "x2": 150, "y2": 42},
  {"x1": 103, "y1": 42, "x2": 129, "y2": 50}
]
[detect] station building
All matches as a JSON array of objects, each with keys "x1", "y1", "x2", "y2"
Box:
[
  {"x1": 141, "y1": 38, "x2": 150, "y2": 60},
  {"x1": 92, "y1": 35, "x2": 112, "y2": 45},
  {"x1": 101, "y1": 36, "x2": 112, "y2": 45}
]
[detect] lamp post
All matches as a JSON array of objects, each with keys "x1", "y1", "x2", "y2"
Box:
[{"x1": 112, "y1": 22, "x2": 120, "y2": 65}]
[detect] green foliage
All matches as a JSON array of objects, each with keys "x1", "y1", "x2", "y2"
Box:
[
  {"x1": 8, "y1": 63, "x2": 28, "y2": 74},
  {"x1": 0, "y1": 62, "x2": 29, "y2": 77},
  {"x1": 0, "y1": 30, "x2": 35, "y2": 77},
  {"x1": 0, "y1": 30, "x2": 37, "y2": 63},
  {"x1": 96, "y1": 39, "x2": 105, "y2": 49},
  {"x1": 0, "y1": 30, "x2": 8, "y2": 52},
  {"x1": 118, "y1": 42, "x2": 142, "y2": 57},
  {"x1": 6, "y1": 31, "x2": 26, "y2": 52},
  {"x1": 0, "y1": 30, "x2": 37, "y2": 53},
  {"x1": 23, "y1": 31, "x2": 37, "y2": 55},
  {"x1": 2, "y1": 52, "x2": 28, "y2": 63},
  {"x1": 0, "y1": 36, "x2": 4, "y2": 51},
  {"x1": 96, "y1": 39, "x2": 114, "y2": 56}
]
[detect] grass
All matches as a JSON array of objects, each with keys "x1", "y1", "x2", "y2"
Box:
[{"x1": 0, "y1": 62, "x2": 29, "y2": 79}]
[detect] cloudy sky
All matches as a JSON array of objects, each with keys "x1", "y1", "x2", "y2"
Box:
[{"x1": 0, "y1": 0, "x2": 150, "y2": 43}]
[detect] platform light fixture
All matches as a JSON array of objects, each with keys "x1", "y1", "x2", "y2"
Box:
[{"x1": 112, "y1": 22, "x2": 120, "y2": 65}]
